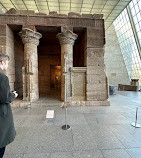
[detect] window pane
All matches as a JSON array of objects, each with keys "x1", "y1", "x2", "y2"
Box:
[{"x1": 114, "y1": 1, "x2": 141, "y2": 85}]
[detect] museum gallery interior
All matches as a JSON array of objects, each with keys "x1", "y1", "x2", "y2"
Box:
[{"x1": 0, "y1": 0, "x2": 141, "y2": 157}]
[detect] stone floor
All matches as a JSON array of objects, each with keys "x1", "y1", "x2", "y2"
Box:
[{"x1": 4, "y1": 91, "x2": 141, "y2": 158}]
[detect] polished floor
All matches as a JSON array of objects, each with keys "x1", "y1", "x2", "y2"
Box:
[{"x1": 4, "y1": 91, "x2": 141, "y2": 158}]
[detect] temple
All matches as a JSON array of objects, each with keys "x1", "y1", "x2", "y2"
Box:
[{"x1": 0, "y1": 9, "x2": 110, "y2": 106}]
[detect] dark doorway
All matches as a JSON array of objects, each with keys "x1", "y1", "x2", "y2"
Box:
[
  {"x1": 73, "y1": 27, "x2": 86, "y2": 67},
  {"x1": 37, "y1": 26, "x2": 61, "y2": 99},
  {"x1": 50, "y1": 65, "x2": 61, "y2": 96}
]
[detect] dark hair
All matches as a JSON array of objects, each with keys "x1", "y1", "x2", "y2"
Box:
[{"x1": 0, "y1": 52, "x2": 10, "y2": 62}]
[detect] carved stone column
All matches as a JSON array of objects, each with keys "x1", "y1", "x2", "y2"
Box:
[
  {"x1": 57, "y1": 30, "x2": 78, "y2": 102},
  {"x1": 19, "y1": 28, "x2": 42, "y2": 102}
]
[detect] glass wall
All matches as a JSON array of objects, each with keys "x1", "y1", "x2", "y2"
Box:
[
  {"x1": 113, "y1": 0, "x2": 141, "y2": 85},
  {"x1": 130, "y1": 0, "x2": 141, "y2": 45}
]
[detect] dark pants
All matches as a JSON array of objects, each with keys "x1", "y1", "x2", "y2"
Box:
[{"x1": 0, "y1": 147, "x2": 5, "y2": 158}]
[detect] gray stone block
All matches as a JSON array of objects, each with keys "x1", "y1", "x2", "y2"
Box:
[
  {"x1": 3, "y1": 153, "x2": 24, "y2": 158},
  {"x1": 72, "y1": 125, "x2": 98, "y2": 150},
  {"x1": 126, "y1": 148, "x2": 141, "y2": 158},
  {"x1": 102, "y1": 149, "x2": 130, "y2": 158},
  {"x1": 90, "y1": 125, "x2": 125, "y2": 149},
  {"x1": 23, "y1": 153, "x2": 51, "y2": 158},
  {"x1": 73, "y1": 150, "x2": 104, "y2": 158},
  {"x1": 69, "y1": 113, "x2": 87, "y2": 125},
  {"x1": 51, "y1": 152, "x2": 73, "y2": 158},
  {"x1": 25, "y1": 126, "x2": 74, "y2": 153}
]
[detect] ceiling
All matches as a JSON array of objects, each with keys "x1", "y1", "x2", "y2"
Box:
[{"x1": 0, "y1": 0, "x2": 132, "y2": 30}]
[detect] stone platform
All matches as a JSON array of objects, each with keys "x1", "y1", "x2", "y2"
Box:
[
  {"x1": 11, "y1": 96, "x2": 110, "y2": 108},
  {"x1": 4, "y1": 91, "x2": 141, "y2": 158}
]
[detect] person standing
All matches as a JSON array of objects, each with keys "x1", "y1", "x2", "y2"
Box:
[{"x1": 0, "y1": 52, "x2": 18, "y2": 158}]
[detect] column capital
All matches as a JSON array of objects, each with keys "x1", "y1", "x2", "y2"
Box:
[
  {"x1": 56, "y1": 30, "x2": 78, "y2": 46},
  {"x1": 19, "y1": 28, "x2": 42, "y2": 46}
]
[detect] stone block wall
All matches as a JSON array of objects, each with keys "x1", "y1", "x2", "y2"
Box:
[
  {"x1": 0, "y1": 12, "x2": 110, "y2": 105},
  {"x1": 71, "y1": 67, "x2": 86, "y2": 101},
  {"x1": 0, "y1": 25, "x2": 15, "y2": 91},
  {"x1": 85, "y1": 22, "x2": 108, "y2": 101},
  {"x1": 38, "y1": 54, "x2": 61, "y2": 96},
  {"x1": 105, "y1": 24, "x2": 130, "y2": 86}
]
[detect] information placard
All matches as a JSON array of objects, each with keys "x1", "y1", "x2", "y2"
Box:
[{"x1": 46, "y1": 110, "x2": 54, "y2": 119}]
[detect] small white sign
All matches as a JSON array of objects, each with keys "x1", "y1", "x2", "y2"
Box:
[{"x1": 46, "y1": 110, "x2": 54, "y2": 119}]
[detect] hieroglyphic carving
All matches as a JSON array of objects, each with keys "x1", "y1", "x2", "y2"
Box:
[
  {"x1": 22, "y1": 66, "x2": 27, "y2": 100},
  {"x1": 68, "y1": 19, "x2": 95, "y2": 27},
  {"x1": 0, "y1": 14, "x2": 104, "y2": 28},
  {"x1": 68, "y1": 18, "x2": 104, "y2": 28},
  {"x1": 19, "y1": 28, "x2": 42, "y2": 102},
  {"x1": 57, "y1": 30, "x2": 78, "y2": 102}
]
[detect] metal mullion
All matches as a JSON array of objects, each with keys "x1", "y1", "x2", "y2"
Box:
[
  {"x1": 127, "y1": 5, "x2": 141, "y2": 60},
  {"x1": 105, "y1": 0, "x2": 121, "y2": 21},
  {"x1": 46, "y1": 5, "x2": 58, "y2": 7},
  {"x1": 33, "y1": 0, "x2": 40, "y2": 12},
  {"x1": 80, "y1": 0, "x2": 83, "y2": 13},
  {"x1": 21, "y1": 0, "x2": 28, "y2": 10},
  {"x1": 70, "y1": 0, "x2": 71, "y2": 12},
  {"x1": 46, "y1": 0, "x2": 50, "y2": 12},
  {"x1": 105, "y1": 0, "x2": 131, "y2": 30},
  {"x1": 99, "y1": 0, "x2": 109, "y2": 13},
  {"x1": 10, "y1": 0, "x2": 17, "y2": 9},
  {"x1": 89, "y1": 0, "x2": 96, "y2": 13},
  {"x1": 0, "y1": 2, "x2": 7, "y2": 11},
  {"x1": 58, "y1": 0, "x2": 60, "y2": 13}
]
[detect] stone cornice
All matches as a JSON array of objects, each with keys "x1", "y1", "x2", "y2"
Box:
[
  {"x1": 18, "y1": 28, "x2": 42, "y2": 46},
  {"x1": 0, "y1": 14, "x2": 104, "y2": 28},
  {"x1": 56, "y1": 30, "x2": 78, "y2": 46},
  {"x1": 5, "y1": 9, "x2": 103, "y2": 19}
]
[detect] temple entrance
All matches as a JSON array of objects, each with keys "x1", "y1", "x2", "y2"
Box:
[
  {"x1": 37, "y1": 26, "x2": 61, "y2": 99},
  {"x1": 50, "y1": 65, "x2": 61, "y2": 96}
]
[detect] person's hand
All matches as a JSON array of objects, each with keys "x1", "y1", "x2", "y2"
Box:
[{"x1": 12, "y1": 91, "x2": 18, "y2": 98}]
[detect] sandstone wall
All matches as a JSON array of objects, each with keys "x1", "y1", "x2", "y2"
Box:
[
  {"x1": 105, "y1": 24, "x2": 130, "y2": 86},
  {"x1": 85, "y1": 21, "x2": 109, "y2": 101},
  {"x1": 39, "y1": 54, "x2": 61, "y2": 96},
  {"x1": 71, "y1": 67, "x2": 86, "y2": 101},
  {"x1": 0, "y1": 25, "x2": 15, "y2": 91}
]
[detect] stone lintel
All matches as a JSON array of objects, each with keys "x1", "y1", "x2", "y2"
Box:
[
  {"x1": 82, "y1": 14, "x2": 93, "y2": 18},
  {"x1": 5, "y1": 8, "x2": 19, "y2": 15},
  {"x1": 68, "y1": 12, "x2": 81, "y2": 18},
  {"x1": 36, "y1": 13, "x2": 47, "y2": 16},
  {"x1": 6, "y1": 8, "x2": 35, "y2": 16},
  {"x1": 19, "y1": 28, "x2": 42, "y2": 46},
  {"x1": 23, "y1": 25, "x2": 36, "y2": 31},
  {"x1": 93, "y1": 14, "x2": 103, "y2": 19},
  {"x1": 49, "y1": 11, "x2": 57, "y2": 16},
  {"x1": 5, "y1": 9, "x2": 103, "y2": 20},
  {"x1": 70, "y1": 67, "x2": 87, "y2": 73},
  {"x1": 0, "y1": 13, "x2": 104, "y2": 28},
  {"x1": 61, "y1": 26, "x2": 73, "y2": 32},
  {"x1": 56, "y1": 30, "x2": 78, "y2": 46}
]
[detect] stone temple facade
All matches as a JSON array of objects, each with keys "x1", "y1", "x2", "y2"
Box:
[{"x1": 0, "y1": 9, "x2": 110, "y2": 106}]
